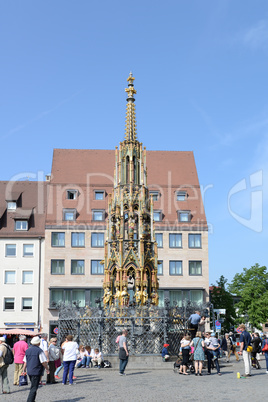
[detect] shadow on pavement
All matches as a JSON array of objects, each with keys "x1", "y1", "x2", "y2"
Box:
[{"x1": 126, "y1": 371, "x2": 149, "y2": 376}]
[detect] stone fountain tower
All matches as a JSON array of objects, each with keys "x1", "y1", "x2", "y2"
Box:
[{"x1": 103, "y1": 73, "x2": 159, "y2": 307}]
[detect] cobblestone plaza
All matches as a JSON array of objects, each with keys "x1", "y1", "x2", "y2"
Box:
[{"x1": 1, "y1": 356, "x2": 266, "y2": 401}]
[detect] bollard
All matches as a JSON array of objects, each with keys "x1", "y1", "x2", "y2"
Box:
[{"x1": 237, "y1": 372, "x2": 240, "y2": 379}]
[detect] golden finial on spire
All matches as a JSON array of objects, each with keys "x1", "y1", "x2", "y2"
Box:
[{"x1": 125, "y1": 72, "x2": 137, "y2": 142}]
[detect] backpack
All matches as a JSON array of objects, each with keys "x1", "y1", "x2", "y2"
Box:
[
  {"x1": 3, "y1": 344, "x2": 14, "y2": 365},
  {"x1": 103, "y1": 360, "x2": 112, "y2": 368}
]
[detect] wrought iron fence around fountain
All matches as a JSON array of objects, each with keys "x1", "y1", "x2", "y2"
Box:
[{"x1": 57, "y1": 299, "x2": 210, "y2": 356}]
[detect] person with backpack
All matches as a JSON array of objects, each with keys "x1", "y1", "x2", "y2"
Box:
[{"x1": 0, "y1": 336, "x2": 12, "y2": 394}]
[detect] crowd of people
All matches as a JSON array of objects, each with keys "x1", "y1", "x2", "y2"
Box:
[
  {"x1": 0, "y1": 332, "x2": 106, "y2": 401},
  {"x1": 0, "y1": 322, "x2": 267, "y2": 399},
  {"x1": 162, "y1": 314, "x2": 268, "y2": 378}
]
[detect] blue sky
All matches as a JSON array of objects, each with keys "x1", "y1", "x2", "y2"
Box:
[{"x1": 1, "y1": 1, "x2": 268, "y2": 284}]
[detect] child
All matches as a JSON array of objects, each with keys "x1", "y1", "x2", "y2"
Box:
[
  {"x1": 209, "y1": 333, "x2": 221, "y2": 360},
  {"x1": 76, "y1": 345, "x2": 89, "y2": 368},
  {"x1": 161, "y1": 343, "x2": 170, "y2": 361},
  {"x1": 91, "y1": 348, "x2": 103, "y2": 369}
]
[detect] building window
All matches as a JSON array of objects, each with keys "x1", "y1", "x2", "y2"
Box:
[
  {"x1": 71, "y1": 232, "x2": 85, "y2": 247},
  {"x1": 66, "y1": 190, "x2": 77, "y2": 200},
  {"x1": 22, "y1": 271, "x2": 33, "y2": 284},
  {"x1": 50, "y1": 289, "x2": 86, "y2": 308},
  {"x1": 7, "y1": 201, "x2": 16, "y2": 210},
  {"x1": 91, "y1": 260, "x2": 104, "y2": 275},
  {"x1": 169, "y1": 233, "x2": 182, "y2": 248},
  {"x1": 150, "y1": 191, "x2": 159, "y2": 201},
  {"x1": 91, "y1": 233, "x2": 104, "y2": 247},
  {"x1": 169, "y1": 260, "x2": 182, "y2": 275},
  {"x1": 5, "y1": 271, "x2": 16, "y2": 284},
  {"x1": 63, "y1": 209, "x2": 77, "y2": 221},
  {"x1": 190, "y1": 290, "x2": 203, "y2": 304},
  {"x1": 189, "y1": 234, "x2": 201, "y2": 248},
  {"x1": 158, "y1": 260, "x2": 163, "y2": 275},
  {"x1": 94, "y1": 190, "x2": 105, "y2": 200},
  {"x1": 71, "y1": 260, "x2": 85, "y2": 275},
  {"x1": 189, "y1": 261, "x2": 202, "y2": 275},
  {"x1": 23, "y1": 244, "x2": 34, "y2": 257},
  {"x1": 22, "y1": 298, "x2": 32, "y2": 310},
  {"x1": 178, "y1": 211, "x2": 191, "y2": 222},
  {"x1": 170, "y1": 290, "x2": 183, "y2": 307},
  {"x1": 90, "y1": 290, "x2": 103, "y2": 307},
  {"x1": 153, "y1": 211, "x2": 162, "y2": 222},
  {"x1": 5, "y1": 244, "x2": 16, "y2": 257},
  {"x1": 15, "y1": 220, "x2": 28, "y2": 231},
  {"x1": 176, "y1": 191, "x2": 186, "y2": 201},
  {"x1": 155, "y1": 233, "x2": 163, "y2": 248},
  {"x1": 92, "y1": 210, "x2": 105, "y2": 221},
  {"x1": 51, "y1": 233, "x2": 65, "y2": 247},
  {"x1": 51, "y1": 260, "x2": 65, "y2": 275},
  {"x1": 50, "y1": 289, "x2": 64, "y2": 306},
  {"x1": 4, "y1": 298, "x2": 15, "y2": 310}
]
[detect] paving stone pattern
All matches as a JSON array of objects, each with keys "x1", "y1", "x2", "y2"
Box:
[{"x1": 1, "y1": 356, "x2": 266, "y2": 401}]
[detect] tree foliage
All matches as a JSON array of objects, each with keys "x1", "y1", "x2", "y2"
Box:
[
  {"x1": 228, "y1": 263, "x2": 268, "y2": 330},
  {"x1": 210, "y1": 275, "x2": 237, "y2": 332}
]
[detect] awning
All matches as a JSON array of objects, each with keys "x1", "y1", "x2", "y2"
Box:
[{"x1": 0, "y1": 328, "x2": 39, "y2": 336}]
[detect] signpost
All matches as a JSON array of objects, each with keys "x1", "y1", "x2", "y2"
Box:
[{"x1": 215, "y1": 320, "x2": 221, "y2": 332}]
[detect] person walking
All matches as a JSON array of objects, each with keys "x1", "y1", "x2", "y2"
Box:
[
  {"x1": 118, "y1": 329, "x2": 129, "y2": 376},
  {"x1": 190, "y1": 331, "x2": 205, "y2": 376},
  {"x1": 188, "y1": 311, "x2": 201, "y2": 339},
  {"x1": 0, "y1": 336, "x2": 10, "y2": 394},
  {"x1": 13, "y1": 334, "x2": 28, "y2": 386},
  {"x1": 61, "y1": 335, "x2": 79, "y2": 385},
  {"x1": 47, "y1": 338, "x2": 60, "y2": 384},
  {"x1": 229, "y1": 332, "x2": 239, "y2": 361},
  {"x1": 22, "y1": 336, "x2": 49, "y2": 402},
  {"x1": 238, "y1": 324, "x2": 252, "y2": 377},
  {"x1": 221, "y1": 333, "x2": 232, "y2": 362}
]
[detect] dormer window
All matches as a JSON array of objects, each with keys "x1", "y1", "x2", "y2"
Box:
[
  {"x1": 153, "y1": 210, "x2": 162, "y2": 222},
  {"x1": 94, "y1": 190, "x2": 105, "y2": 200},
  {"x1": 178, "y1": 211, "x2": 191, "y2": 222},
  {"x1": 7, "y1": 201, "x2": 16, "y2": 211},
  {"x1": 63, "y1": 208, "x2": 77, "y2": 221},
  {"x1": 150, "y1": 191, "x2": 160, "y2": 201},
  {"x1": 92, "y1": 210, "x2": 105, "y2": 221},
  {"x1": 176, "y1": 191, "x2": 187, "y2": 201},
  {"x1": 15, "y1": 220, "x2": 28, "y2": 231},
  {"x1": 66, "y1": 190, "x2": 78, "y2": 200}
]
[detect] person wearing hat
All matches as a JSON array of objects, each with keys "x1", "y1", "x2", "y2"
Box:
[
  {"x1": 0, "y1": 336, "x2": 10, "y2": 394},
  {"x1": 22, "y1": 336, "x2": 49, "y2": 402},
  {"x1": 161, "y1": 343, "x2": 170, "y2": 361}
]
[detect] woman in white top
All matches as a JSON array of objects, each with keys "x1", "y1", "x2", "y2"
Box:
[{"x1": 61, "y1": 335, "x2": 79, "y2": 385}]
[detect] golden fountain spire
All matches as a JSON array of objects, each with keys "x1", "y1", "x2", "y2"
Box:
[{"x1": 125, "y1": 72, "x2": 137, "y2": 142}]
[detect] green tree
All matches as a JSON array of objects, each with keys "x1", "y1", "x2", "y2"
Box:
[
  {"x1": 210, "y1": 275, "x2": 237, "y2": 332},
  {"x1": 228, "y1": 263, "x2": 268, "y2": 330}
]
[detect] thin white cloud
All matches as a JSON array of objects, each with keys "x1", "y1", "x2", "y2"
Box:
[{"x1": 241, "y1": 20, "x2": 268, "y2": 50}]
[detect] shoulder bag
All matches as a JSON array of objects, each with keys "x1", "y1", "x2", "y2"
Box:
[
  {"x1": 119, "y1": 347, "x2": 127, "y2": 360},
  {"x1": 262, "y1": 340, "x2": 268, "y2": 352}
]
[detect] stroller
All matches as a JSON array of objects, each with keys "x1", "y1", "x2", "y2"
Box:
[{"x1": 174, "y1": 353, "x2": 195, "y2": 374}]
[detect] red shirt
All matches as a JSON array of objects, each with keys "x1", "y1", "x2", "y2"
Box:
[{"x1": 13, "y1": 340, "x2": 28, "y2": 364}]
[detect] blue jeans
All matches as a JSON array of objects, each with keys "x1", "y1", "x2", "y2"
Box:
[
  {"x1": 55, "y1": 364, "x2": 63, "y2": 376},
  {"x1": 77, "y1": 356, "x2": 92, "y2": 367},
  {"x1": 265, "y1": 352, "x2": 268, "y2": 370},
  {"x1": 62, "y1": 360, "x2": 76, "y2": 384},
  {"x1": 119, "y1": 356, "x2": 128, "y2": 374}
]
